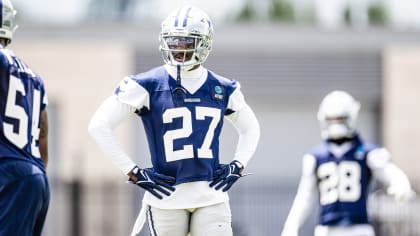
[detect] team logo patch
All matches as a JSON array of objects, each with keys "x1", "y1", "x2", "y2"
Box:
[
  {"x1": 212, "y1": 85, "x2": 225, "y2": 100},
  {"x1": 355, "y1": 146, "x2": 365, "y2": 160}
]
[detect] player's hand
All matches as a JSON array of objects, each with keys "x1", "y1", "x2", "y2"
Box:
[
  {"x1": 387, "y1": 185, "x2": 417, "y2": 202},
  {"x1": 210, "y1": 160, "x2": 244, "y2": 192},
  {"x1": 128, "y1": 167, "x2": 176, "y2": 199}
]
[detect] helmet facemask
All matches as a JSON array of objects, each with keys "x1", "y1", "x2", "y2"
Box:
[
  {"x1": 321, "y1": 115, "x2": 353, "y2": 140},
  {"x1": 0, "y1": 0, "x2": 17, "y2": 45},
  {"x1": 159, "y1": 6, "x2": 213, "y2": 71},
  {"x1": 160, "y1": 35, "x2": 208, "y2": 70},
  {"x1": 317, "y1": 91, "x2": 360, "y2": 141}
]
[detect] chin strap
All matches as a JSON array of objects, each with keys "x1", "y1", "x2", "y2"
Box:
[
  {"x1": 172, "y1": 65, "x2": 187, "y2": 105},
  {"x1": 176, "y1": 65, "x2": 181, "y2": 87}
]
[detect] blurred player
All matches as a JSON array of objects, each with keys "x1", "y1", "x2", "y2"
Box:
[
  {"x1": 88, "y1": 5, "x2": 260, "y2": 236},
  {"x1": 0, "y1": 0, "x2": 50, "y2": 235},
  {"x1": 281, "y1": 90, "x2": 415, "y2": 236}
]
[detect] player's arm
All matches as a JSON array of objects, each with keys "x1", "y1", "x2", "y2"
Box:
[
  {"x1": 224, "y1": 87, "x2": 260, "y2": 168},
  {"x1": 39, "y1": 109, "x2": 48, "y2": 168},
  {"x1": 88, "y1": 78, "x2": 175, "y2": 199},
  {"x1": 88, "y1": 95, "x2": 138, "y2": 174},
  {"x1": 209, "y1": 87, "x2": 260, "y2": 192},
  {"x1": 224, "y1": 104, "x2": 260, "y2": 167},
  {"x1": 281, "y1": 154, "x2": 317, "y2": 236},
  {"x1": 367, "y1": 148, "x2": 415, "y2": 201},
  {"x1": 89, "y1": 76, "x2": 151, "y2": 174}
]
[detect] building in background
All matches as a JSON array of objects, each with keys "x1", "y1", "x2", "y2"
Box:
[
  {"x1": 9, "y1": 0, "x2": 420, "y2": 235},
  {"x1": 11, "y1": 0, "x2": 420, "y2": 29}
]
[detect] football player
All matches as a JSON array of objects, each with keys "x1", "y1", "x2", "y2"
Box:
[
  {"x1": 0, "y1": 0, "x2": 50, "y2": 235},
  {"x1": 88, "y1": 5, "x2": 260, "y2": 236},
  {"x1": 281, "y1": 90, "x2": 415, "y2": 236}
]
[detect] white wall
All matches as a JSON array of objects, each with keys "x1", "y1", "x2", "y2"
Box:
[{"x1": 383, "y1": 45, "x2": 420, "y2": 184}]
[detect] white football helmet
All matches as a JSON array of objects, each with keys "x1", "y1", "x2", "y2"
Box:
[
  {"x1": 0, "y1": 0, "x2": 17, "y2": 44},
  {"x1": 317, "y1": 90, "x2": 361, "y2": 140},
  {"x1": 159, "y1": 5, "x2": 213, "y2": 70}
]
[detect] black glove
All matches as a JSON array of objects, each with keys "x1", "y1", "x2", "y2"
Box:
[
  {"x1": 128, "y1": 167, "x2": 176, "y2": 199},
  {"x1": 209, "y1": 160, "x2": 244, "y2": 192}
]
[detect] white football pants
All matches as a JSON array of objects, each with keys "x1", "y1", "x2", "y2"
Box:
[
  {"x1": 314, "y1": 224, "x2": 375, "y2": 236},
  {"x1": 146, "y1": 202, "x2": 232, "y2": 236}
]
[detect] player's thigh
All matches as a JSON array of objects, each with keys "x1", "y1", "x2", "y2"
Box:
[
  {"x1": 0, "y1": 173, "x2": 50, "y2": 236},
  {"x1": 315, "y1": 224, "x2": 375, "y2": 236},
  {"x1": 33, "y1": 174, "x2": 51, "y2": 236},
  {"x1": 190, "y1": 202, "x2": 232, "y2": 236},
  {"x1": 147, "y1": 206, "x2": 189, "y2": 236}
]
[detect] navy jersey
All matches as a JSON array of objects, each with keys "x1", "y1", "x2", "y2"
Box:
[
  {"x1": 311, "y1": 135, "x2": 377, "y2": 225},
  {"x1": 0, "y1": 47, "x2": 47, "y2": 172},
  {"x1": 117, "y1": 66, "x2": 238, "y2": 185}
]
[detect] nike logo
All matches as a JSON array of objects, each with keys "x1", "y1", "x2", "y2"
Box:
[{"x1": 115, "y1": 87, "x2": 125, "y2": 94}]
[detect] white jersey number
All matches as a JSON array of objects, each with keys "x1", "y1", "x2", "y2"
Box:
[
  {"x1": 163, "y1": 106, "x2": 221, "y2": 162},
  {"x1": 3, "y1": 75, "x2": 42, "y2": 158},
  {"x1": 317, "y1": 161, "x2": 361, "y2": 205}
]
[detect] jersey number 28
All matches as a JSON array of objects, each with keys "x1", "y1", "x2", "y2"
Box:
[{"x1": 317, "y1": 161, "x2": 361, "y2": 205}]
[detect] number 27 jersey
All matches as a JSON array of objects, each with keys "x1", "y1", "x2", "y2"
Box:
[{"x1": 115, "y1": 66, "x2": 245, "y2": 185}]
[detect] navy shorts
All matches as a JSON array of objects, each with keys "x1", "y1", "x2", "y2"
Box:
[{"x1": 0, "y1": 159, "x2": 50, "y2": 236}]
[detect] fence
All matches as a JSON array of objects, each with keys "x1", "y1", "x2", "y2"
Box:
[{"x1": 45, "y1": 177, "x2": 420, "y2": 236}]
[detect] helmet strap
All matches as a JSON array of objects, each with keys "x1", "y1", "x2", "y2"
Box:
[
  {"x1": 176, "y1": 64, "x2": 181, "y2": 87},
  {"x1": 172, "y1": 65, "x2": 187, "y2": 106}
]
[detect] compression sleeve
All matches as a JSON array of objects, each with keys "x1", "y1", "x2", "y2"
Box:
[
  {"x1": 367, "y1": 148, "x2": 414, "y2": 200},
  {"x1": 88, "y1": 95, "x2": 137, "y2": 174},
  {"x1": 224, "y1": 103, "x2": 260, "y2": 168},
  {"x1": 281, "y1": 154, "x2": 318, "y2": 236}
]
